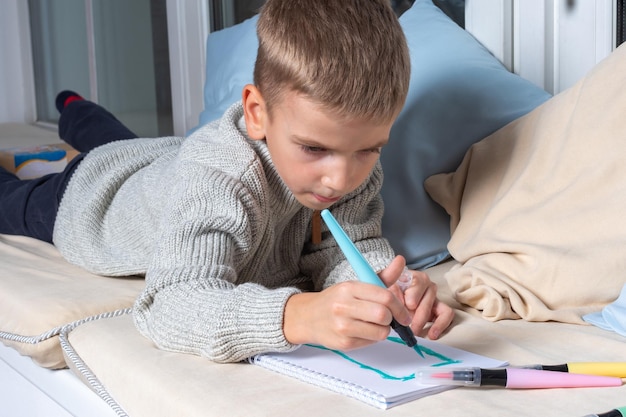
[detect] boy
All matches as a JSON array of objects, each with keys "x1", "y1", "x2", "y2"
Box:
[{"x1": 0, "y1": 0, "x2": 453, "y2": 363}]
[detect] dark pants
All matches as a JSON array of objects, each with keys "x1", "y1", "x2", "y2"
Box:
[{"x1": 0, "y1": 100, "x2": 138, "y2": 243}]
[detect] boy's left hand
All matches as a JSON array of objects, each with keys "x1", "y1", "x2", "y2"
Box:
[{"x1": 379, "y1": 256, "x2": 454, "y2": 340}]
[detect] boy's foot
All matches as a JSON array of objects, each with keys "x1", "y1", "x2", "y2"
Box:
[{"x1": 55, "y1": 90, "x2": 84, "y2": 113}]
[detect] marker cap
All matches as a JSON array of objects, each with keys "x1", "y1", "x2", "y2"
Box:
[
  {"x1": 416, "y1": 367, "x2": 488, "y2": 386},
  {"x1": 568, "y1": 362, "x2": 626, "y2": 378}
]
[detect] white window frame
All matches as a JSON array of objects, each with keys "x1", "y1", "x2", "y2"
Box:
[
  {"x1": 0, "y1": 0, "x2": 37, "y2": 125},
  {"x1": 166, "y1": 0, "x2": 211, "y2": 136},
  {"x1": 465, "y1": 0, "x2": 615, "y2": 94}
]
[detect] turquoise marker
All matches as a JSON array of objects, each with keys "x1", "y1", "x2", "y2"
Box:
[
  {"x1": 320, "y1": 209, "x2": 423, "y2": 357},
  {"x1": 583, "y1": 406, "x2": 626, "y2": 417}
]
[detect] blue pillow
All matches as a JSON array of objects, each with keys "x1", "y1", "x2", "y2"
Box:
[
  {"x1": 382, "y1": 0, "x2": 551, "y2": 269},
  {"x1": 191, "y1": 15, "x2": 259, "y2": 133},
  {"x1": 192, "y1": 0, "x2": 551, "y2": 269}
]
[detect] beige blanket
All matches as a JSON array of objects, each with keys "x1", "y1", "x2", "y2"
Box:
[{"x1": 425, "y1": 43, "x2": 626, "y2": 323}]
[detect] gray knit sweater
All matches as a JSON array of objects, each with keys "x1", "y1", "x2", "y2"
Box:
[{"x1": 54, "y1": 103, "x2": 396, "y2": 363}]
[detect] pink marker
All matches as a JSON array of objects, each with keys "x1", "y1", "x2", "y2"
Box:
[{"x1": 416, "y1": 367, "x2": 623, "y2": 389}]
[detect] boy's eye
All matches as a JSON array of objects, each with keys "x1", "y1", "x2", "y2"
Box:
[
  {"x1": 363, "y1": 148, "x2": 382, "y2": 155},
  {"x1": 299, "y1": 145, "x2": 382, "y2": 155},
  {"x1": 301, "y1": 145, "x2": 326, "y2": 153}
]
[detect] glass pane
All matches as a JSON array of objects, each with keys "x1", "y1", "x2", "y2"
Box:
[
  {"x1": 393, "y1": 1, "x2": 464, "y2": 26},
  {"x1": 28, "y1": 0, "x2": 90, "y2": 124},
  {"x1": 91, "y1": 0, "x2": 171, "y2": 137},
  {"x1": 28, "y1": 0, "x2": 172, "y2": 137},
  {"x1": 210, "y1": 0, "x2": 464, "y2": 31},
  {"x1": 618, "y1": 0, "x2": 625, "y2": 47},
  {"x1": 432, "y1": 0, "x2": 464, "y2": 27},
  {"x1": 212, "y1": 0, "x2": 264, "y2": 29}
]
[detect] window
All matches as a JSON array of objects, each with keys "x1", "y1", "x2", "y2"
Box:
[{"x1": 28, "y1": 0, "x2": 172, "y2": 137}]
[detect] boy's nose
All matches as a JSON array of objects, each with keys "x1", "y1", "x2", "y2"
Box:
[{"x1": 321, "y1": 161, "x2": 352, "y2": 193}]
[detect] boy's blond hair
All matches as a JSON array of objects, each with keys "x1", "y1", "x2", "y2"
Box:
[{"x1": 255, "y1": 0, "x2": 410, "y2": 123}]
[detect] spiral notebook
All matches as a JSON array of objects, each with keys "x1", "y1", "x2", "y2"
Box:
[{"x1": 250, "y1": 333, "x2": 507, "y2": 409}]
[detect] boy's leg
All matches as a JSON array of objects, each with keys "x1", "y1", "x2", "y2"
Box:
[
  {"x1": 57, "y1": 91, "x2": 138, "y2": 153},
  {"x1": 0, "y1": 155, "x2": 85, "y2": 243}
]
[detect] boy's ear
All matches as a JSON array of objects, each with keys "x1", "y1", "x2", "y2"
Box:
[{"x1": 242, "y1": 84, "x2": 267, "y2": 140}]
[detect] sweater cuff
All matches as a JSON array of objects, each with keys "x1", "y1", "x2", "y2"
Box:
[{"x1": 207, "y1": 284, "x2": 301, "y2": 362}]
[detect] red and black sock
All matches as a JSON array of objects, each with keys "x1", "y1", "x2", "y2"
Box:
[{"x1": 55, "y1": 90, "x2": 84, "y2": 114}]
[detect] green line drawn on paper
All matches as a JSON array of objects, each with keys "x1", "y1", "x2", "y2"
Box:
[
  {"x1": 306, "y1": 338, "x2": 462, "y2": 381},
  {"x1": 387, "y1": 336, "x2": 462, "y2": 367}
]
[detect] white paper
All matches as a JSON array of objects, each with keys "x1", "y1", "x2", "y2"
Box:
[{"x1": 252, "y1": 334, "x2": 507, "y2": 409}]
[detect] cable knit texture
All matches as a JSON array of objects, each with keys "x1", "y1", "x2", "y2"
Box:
[{"x1": 53, "y1": 102, "x2": 395, "y2": 363}]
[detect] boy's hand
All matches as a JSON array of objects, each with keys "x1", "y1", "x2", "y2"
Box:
[
  {"x1": 283, "y1": 279, "x2": 411, "y2": 350},
  {"x1": 379, "y1": 256, "x2": 454, "y2": 340},
  {"x1": 283, "y1": 255, "x2": 454, "y2": 350}
]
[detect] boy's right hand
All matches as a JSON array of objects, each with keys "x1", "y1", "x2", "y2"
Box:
[{"x1": 283, "y1": 280, "x2": 413, "y2": 351}]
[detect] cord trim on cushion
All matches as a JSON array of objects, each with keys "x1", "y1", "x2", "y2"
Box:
[
  {"x1": 0, "y1": 307, "x2": 131, "y2": 345},
  {"x1": 59, "y1": 308, "x2": 131, "y2": 417}
]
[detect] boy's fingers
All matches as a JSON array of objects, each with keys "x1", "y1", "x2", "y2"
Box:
[
  {"x1": 402, "y1": 272, "x2": 433, "y2": 310},
  {"x1": 409, "y1": 283, "x2": 438, "y2": 332},
  {"x1": 377, "y1": 255, "x2": 406, "y2": 288},
  {"x1": 427, "y1": 301, "x2": 455, "y2": 339}
]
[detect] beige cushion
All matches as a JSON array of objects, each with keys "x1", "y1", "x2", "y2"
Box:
[
  {"x1": 425, "y1": 43, "x2": 626, "y2": 323},
  {"x1": 62, "y1": 260, "x2": 626, "y2": 417},
  {"x1": 0, "y1": 234, "x2": 144, "y2": 368}
]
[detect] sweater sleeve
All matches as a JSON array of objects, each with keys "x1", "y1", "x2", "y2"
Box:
[
  {"x1": 133, "y1": 158, "x2": 300, "y2": 363},
  {"x1": 299, "y1": 162, "x2": 397, "y2": 291}
]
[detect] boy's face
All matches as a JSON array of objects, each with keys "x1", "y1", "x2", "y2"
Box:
[{"x1": 243, "y1": 86, "x2": 394, "y2": 210}]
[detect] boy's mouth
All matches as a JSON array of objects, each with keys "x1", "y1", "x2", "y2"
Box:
[{"x1": 313, "y1": 193, "x2": 341, "y2": 204}]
